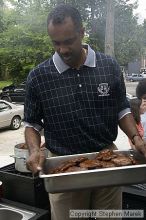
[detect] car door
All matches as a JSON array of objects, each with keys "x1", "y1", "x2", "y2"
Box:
[
  {"x1": 0, "y1": 102, "x2": 12, "y2": 128},
  {"x1": 10, "y1": 84, "x2": 26, "y2": 103}
]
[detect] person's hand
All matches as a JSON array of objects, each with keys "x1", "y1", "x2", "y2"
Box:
[
  {"x1": 132, "y1": 135, "x2": 146, "y2": 158},
  {"x1": 26, "y1": 148, "x2": 46, "y2": 174}
]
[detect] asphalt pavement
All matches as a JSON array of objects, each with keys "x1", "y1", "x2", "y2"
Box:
[{"x1": 125, "y1": 81, "x2": 138, "y2": 96}]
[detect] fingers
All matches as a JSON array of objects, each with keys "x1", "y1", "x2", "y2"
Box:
[
  {"x1": 141, "y1": 146, "x2": 146, "y2": 158},
  {"x1": 26, "y1": 147, "x2": 47, "y2": 173},
  {"x1": 136, "y1": 143, "x2": 146, "y2": 158},
  {"x1": 26, "y1": 159, "x2": 39, "y2": 174},
  {"x1": 26, "y1": 150, "x2": 42, "y2": 173},
  {"x1": 37, "y1": 148, "x2": 46, "y2": 171}
]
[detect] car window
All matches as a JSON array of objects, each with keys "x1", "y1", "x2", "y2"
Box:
[
  {"x1": 14, "y1": 83, "x2": 26, "y2": 91},
  {"x1": 0, "y1": 102, "x2": 12, "y2": 112}
]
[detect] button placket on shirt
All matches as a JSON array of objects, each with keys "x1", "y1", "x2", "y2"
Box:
[{"x1": 76, "y1": 70, "x2": 82, "y2": 88}]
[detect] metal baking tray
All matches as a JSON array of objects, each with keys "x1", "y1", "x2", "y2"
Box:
[{"x1": 39, "y1": 150, "x2": 146, "y2": 193}]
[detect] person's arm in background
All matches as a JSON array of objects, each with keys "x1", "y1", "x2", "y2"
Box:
[
  {"x1": 112, "y1": 59, "x2": 146, "y2": 157},
  {"x1": 119, "y1": 113, "x2": 146, "y2": 157}
]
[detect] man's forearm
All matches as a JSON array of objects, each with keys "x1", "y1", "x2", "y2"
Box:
[
  {"x1": 118, "y1": 113, "x2": 139, "y2": 140},
  {"x1": 25, "y1": 127, "x2": 41, "y2": 154}
]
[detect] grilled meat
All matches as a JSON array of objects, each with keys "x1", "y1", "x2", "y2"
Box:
[
  {"x1": 79, "y1": 159, "x2": 102, "y2": 169},
  {"x1": 49, "y1": 156, "x2": 88, "y2": 174},
  {"x1": 95, "y1": 149, "x2": 117, "y2": 161},
  {"x1": 48, "y1": 150, "x2": 139, "y2": 174},
  {"x1": 50, "y1": 161, "x2": 76, "y2": 174},
  {"x1": 65, "y1": 156, "x2": 88, "y2": 164},
  {"x1": 100, "y1": 161, "x2": 116, "y2": 168},
  {"x1": 111, "y1": 156, "x2": 133, "y2": 166},
  {"x1": 64, "y1": 166, "x2": 87, "y2": 173}
]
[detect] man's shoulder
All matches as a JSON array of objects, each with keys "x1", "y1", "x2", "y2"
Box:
[
  {"x1": 35, "y1": 57, "x2": 54, "y2": 72},
  {"x1": 95, "y1": 52, "x2": 118, "y2": 67},
  {"x1": 96, "y1": 51, "x2": 115, "y2": 62},
  {"x1": 28, "y1": 57, "x2": 55, "y2": 77},
  {"x1": 27, "y1": 57, "x2": 56, "y2": 83}
]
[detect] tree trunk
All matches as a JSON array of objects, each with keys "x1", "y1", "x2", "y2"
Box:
[{"x1": 105, "y1": 0, "x2": 115, "y2": 57}]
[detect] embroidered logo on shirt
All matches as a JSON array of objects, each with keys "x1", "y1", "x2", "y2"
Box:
[{"x1": 97, "y1": 83, "x2": 110, "y2": 96}]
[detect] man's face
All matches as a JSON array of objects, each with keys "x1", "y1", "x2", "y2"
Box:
[
  {"x1": 140, "y1": 94, "x2": 146, "y2": 114},
  {"x1": 142, "y1": 94, "x2": 146, "y2": 100},
  {"x1": 48, "y1": 17, "x2": 84, "y2": 67}
]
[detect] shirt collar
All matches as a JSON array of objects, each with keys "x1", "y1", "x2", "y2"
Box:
[{"x1": 53, "y1": 44, "x2": 96, "y2": 74}]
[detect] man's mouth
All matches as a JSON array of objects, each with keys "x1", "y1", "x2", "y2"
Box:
[{"x1": 61, "y1": 54, "x2": 72, "y2": 62}]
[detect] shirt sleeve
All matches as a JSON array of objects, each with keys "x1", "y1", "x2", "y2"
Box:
[
  {"x1": 24, "y1": 71, "x2": 44, "y2": 128},
  {"x1": 118, "y1": 108, "x2": 131, "y2": 120},
  {"x1": 24, "y1": 121, "x2": 43, "y2": 132}
]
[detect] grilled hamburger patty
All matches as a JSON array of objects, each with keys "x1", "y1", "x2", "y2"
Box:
[
  {"x1": 48, "y1": 150, "x2": 138, "y2": 174},
  {"x1": 79, "y1": 159, "x2": 102, "y2": 169}
]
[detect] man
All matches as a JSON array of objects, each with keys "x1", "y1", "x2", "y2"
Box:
[
  {"x1": 136, "y1": 78, "x2": 146, "y2": 141},
  {"x1": 24, "y1": 4, "x2": 146, "y2": 220}
]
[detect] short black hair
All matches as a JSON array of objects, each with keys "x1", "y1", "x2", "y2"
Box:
[
  {"x1": 136, "y1": 79, "x2": 146, "y2": 99},
  {"x1": 47, "y1": 4, "x2": 82, "y2": 32},
  {"x1": 130, "y1": 98, "x2": 141, "y2": 124}
]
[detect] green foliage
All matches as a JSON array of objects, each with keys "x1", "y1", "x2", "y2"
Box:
[
  {"x1": 0, "y1": 0, "x2": 54, "y2": 82},
  {"x1": 0, "y1": 80, "x2": 12, "y2": 90},
  {"x1": 0, "y1": 0, "x2": 145, "y2": 82},
  {"x1": 114, "y1": 0, "x2": 142, "y2": 65}
]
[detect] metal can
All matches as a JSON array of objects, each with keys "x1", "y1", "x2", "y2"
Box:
[{"x1": 0, "y1": 181, "x2": 3, "y2": 198}]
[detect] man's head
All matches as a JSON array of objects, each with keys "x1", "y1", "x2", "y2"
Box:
[
  {"x1": 47, "y1": 4, "x2": 85, "y2": 67},
  {"x1": 130, "y1": 98, "x2": 141, "y2": 124},
  {"x1": 136, "y1": 79, "x2": 146, "y2": 99},
  {"x1": 47, "y1": 4, "x2": 82, "y2": 32}
]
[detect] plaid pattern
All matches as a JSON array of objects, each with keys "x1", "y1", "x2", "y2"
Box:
[{"x1": 24, "y1": 50, "x2": 129, "y2": 155}]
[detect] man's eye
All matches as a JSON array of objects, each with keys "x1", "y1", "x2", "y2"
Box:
[
  {"x1": 53, "y1": 41, "x2": 60, "y2": 46},
  {"x1": 64, "y1": 39, "x2": 73, "y2": 45},
  {"x1": 65, "y1": 37, "x2": 77, "y2": 45}
]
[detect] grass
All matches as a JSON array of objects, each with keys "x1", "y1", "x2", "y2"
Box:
[{"x1": 0, "y1": 80, "x2": 13, "y2": 90}]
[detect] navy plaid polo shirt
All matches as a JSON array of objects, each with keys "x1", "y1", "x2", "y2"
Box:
[{"x1": 24, "y1": 45, "x2": 130, "y2": 155}]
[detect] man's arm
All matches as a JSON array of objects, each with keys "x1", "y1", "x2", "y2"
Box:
[
  {"x1": 119, "y1": 113, "x2": 146, "y2": 157},
  {"x1": 25, "y1": 127, "x2": 45, "y2": 173},
  {"x1": 25, "y1": 127, "x2": 41, "y2": 153}
]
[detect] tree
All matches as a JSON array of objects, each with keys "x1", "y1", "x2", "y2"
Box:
[
  {"x1": 0, "y1": 0, "x2": 145, "y2": 81},
  {"x1": 105, "y1": 0, "x2": 115, "y2": 56},
  {"x1": 114, "y1": 0, "x2": 142, "y2": 66},
  {"x1": 0, "y1": 0, "x2": 54, "y2": 81}
]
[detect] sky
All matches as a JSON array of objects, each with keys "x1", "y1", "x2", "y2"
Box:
[
  {"x1": 5, "y1": 0, "x2": 146, "y2": 24},
  {"x1": 129, "y1": 0, "x2": 146, "y2": 23}
]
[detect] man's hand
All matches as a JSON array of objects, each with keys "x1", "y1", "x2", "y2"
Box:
[
  {"x1": 132, "y1": 135, "x2": 146, "y2": 158},
  {"x1": 26, "y1": 148, "x2": 46, "y2": 174}
]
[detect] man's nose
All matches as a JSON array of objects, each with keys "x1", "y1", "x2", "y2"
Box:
[{"x1": 59, "y1": 46, "x2": 69, "y2": 54}]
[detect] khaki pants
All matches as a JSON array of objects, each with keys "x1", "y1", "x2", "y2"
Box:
[
  {"x1": 48, "y1": 145, "x2": 122, "y2": 220},
  {"x1": 49, "y1": 187, "x2": 122, "y2": 220}
]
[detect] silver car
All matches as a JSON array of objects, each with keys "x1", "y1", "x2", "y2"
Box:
[{"x1": 0, "y1": 100, "x2": 24, "y2": 130}]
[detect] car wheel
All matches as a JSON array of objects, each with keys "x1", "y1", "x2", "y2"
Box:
[
  {"x1": 10, "y1": 116, "x2": 21, "y2": 130},
  {"x1": 1, "y1": 96, "x2": 12, "y2": 102}
]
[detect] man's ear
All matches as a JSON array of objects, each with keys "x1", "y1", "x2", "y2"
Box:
[{"x1": 80, "y1": 27, "x2": 85, "y2": 38}]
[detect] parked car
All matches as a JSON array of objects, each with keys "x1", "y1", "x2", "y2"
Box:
[
  {"x1": 0, "y1": 81, "x2": 26, "y2": 103},
  {"x1": 126, "y1": 93, "x2": 136, "y2": 102},
  {"x1": 141, "y1": 72, "x2": 146, "y2": 78},
  {"x1": 0, "y1": 100, "x2": 24, "y2": 130},
  {"x1": 126, "y1": 74, "x2": 144, "y2": 82}
]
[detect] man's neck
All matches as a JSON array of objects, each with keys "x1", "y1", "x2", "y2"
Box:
[{"x1": 73, "y1": 48, "x2": 87, "y2": 69}]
